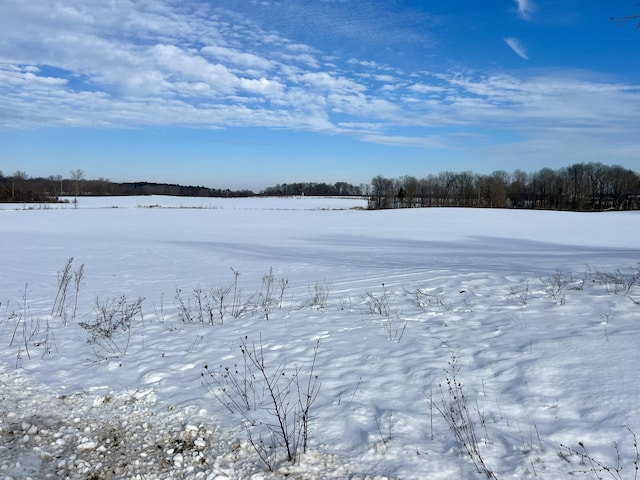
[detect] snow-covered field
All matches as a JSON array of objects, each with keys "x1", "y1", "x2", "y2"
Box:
[{"x1": 1, "y1": 195, "x2": 639, "y2": 479}]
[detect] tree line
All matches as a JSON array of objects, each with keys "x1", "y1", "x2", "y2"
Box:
[
  {"x1": 261, "y1": 181, "x2": 364, "y2": 196},
  {"x1": 0, "y1": 171, "x2": 255, "y2": 203},
  {"x1": 0, "y1": 171, "x2": 364, "y2": 203},
  {"x1": 369, "y1": 163, "x2": 640, "y2": 211},
  {"x1": 3, "y1": 162, "x2": 640, "y2": 211}
]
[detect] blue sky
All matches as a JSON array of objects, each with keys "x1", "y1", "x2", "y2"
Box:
[{"x1": 1, "y1": 0, "x2": 639, "y2": 190}]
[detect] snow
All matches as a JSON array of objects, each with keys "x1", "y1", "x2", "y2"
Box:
[{"x1": 1, "y1": 195, "x2": 639, "y2": 479}]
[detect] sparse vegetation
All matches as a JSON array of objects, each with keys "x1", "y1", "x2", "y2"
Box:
[
  {"x1": 415, "y1": 287, "x2": 447, "y2": 311},
  {"x1": 9, "y1": 284, "x2": 56, "y2": 366},
  {"x1": 51, "y1": 257, "x2": 85, "y2": 325},
  {"x1": 435, "y1": 355, "x2": 497, "y2": 479},
  {"x1": 257, "y1": 267, "x2": 288, "y2": 320},
  {"x1": 304, "y1": 280, "x2": 331, "y2": 311},
  {"x1": 3, "y1": 253, "x2": 640, "y2": 477},
  {"x1": 363, "y1": 283, "x2": 407, "y2": 341},
  {"x1": 202, "y1": 336, "x2": 320, "y2": 470},
  {"x1": 560, "y1": 426, "x2": 639, "y2": 480},
  {"x1": 592, "y1": 267, "x2": 639, "y2": 296},
  {"x1": 79, "y1": 295, "x2": 144, "y2": 361},
  {"x1": 508, "y1": 278, "x2": 530, "y2": 305}
]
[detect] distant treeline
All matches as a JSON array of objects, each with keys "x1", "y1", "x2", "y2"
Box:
[
  {"x1": 369, "y1": 163, "x2": 640, "y2": 211},
  {"x1": 261, "y1": 181, "x2": 364, "y2": 196},
  {"x1": 0, "y1": 172, "x2": 364, "y2": 203},
  {"x1": 3, "y1": 162, "x2": 640, "y2": 211},
  {"x1": 0, "y1": 172, "x2": 255, "y2": 203}
]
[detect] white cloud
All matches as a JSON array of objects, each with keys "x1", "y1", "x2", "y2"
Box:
[
  {"x1": 148, "y1": 45, "x2": 246, "y2": 98},
  {"x1": 348, "y1": 58, "x2": 380, "y2": 68},
  {"x1": 409, "y1": 83, "x2": 449, "y2": 94},
  {"x1": 280, "y1": 52, "x2": 319, "y2": 69},
  {"x1": 504, "y1": 38, "x2": 529, "y2": 60},
  {"x1": 431, "y1": 72, "x2": 640, "y2": 135},
  {"x1": 375, "y1": 74, "x2": 397, "y2": 83},
  {"x1": 24, "y1": 72, "x2": 69, "y2": 86},
  {"x1": 0, "y1": 65, "x2": 68, "y2": 89},
  {"x1": 297, "y1": 72, "x2": 366, "y2": 94},
  {"x1": 337, "y1": 121, "x2": 385, "y2": 132},
  {"x1": 514, "y1": 0, "x2": 535, "y2": 19},
  {"x1": 286, "y1": 43, "x2": 313, "y2": 53},
  {"x1": 201, "y1": 46, "x2": 273, "y2": 72},
  {"x1": 239, "y1": 77, "x2": 284, "y2": 96},
  {"x1": 328, "y1": 93, "x2": 398, "y2": 119},
  {"x1": 360, "y1": 134, "x2": 446, "y2": 148}
]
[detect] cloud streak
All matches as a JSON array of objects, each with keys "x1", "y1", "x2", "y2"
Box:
[{"x1": 504, "y1": 38, "x2": 529, "y2": 60}]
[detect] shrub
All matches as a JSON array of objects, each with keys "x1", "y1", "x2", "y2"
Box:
[
  {"x1": 202, "y1": 336, "x2": 320, "y2": 471},
  {"x1": 435, "y1": 355, "x2": 497, "y2": 479},
  {"x1": 305, "y1": 281, "x2": 331, "y2": 311},
  {"x1": 363, "y1": 284, "x2": 406, "y2": 342},
  {"x1": 79, "y1": 295, "x2": 144, "y2": 361}
]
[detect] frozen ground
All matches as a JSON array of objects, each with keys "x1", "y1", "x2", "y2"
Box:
[{"x1": 1, "y1": 196, "x2": 639, "y2": 479}]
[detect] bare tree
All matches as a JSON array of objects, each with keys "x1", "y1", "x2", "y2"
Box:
[
  {"x1": 370, "y1": 175, "x2": 395, "y2": 209},
  {"x1": 509, "y1": 169, "x2": 529, "y2": 208},
  {"x1": 11, "y1": 170, "x2": 28, "y2": 201},
  {"x1": 70, "y1": 168, "x2": 84, "y2": 208}
]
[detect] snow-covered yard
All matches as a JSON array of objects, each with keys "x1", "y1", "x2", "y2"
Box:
[{"x1": 1, "y1": 196, "x2": 639, "y2": 479}]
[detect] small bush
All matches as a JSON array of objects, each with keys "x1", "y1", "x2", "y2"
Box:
[
  {"x1": 202, "y1": 336, "x2": 320, "y2": 471},
  {"x1": 363, "y1": 283, "x2": 391, "y2": 317},
  {"x1": 592, "y1": 268, "x2": 639, "y2": 296},
  {"x1": 435, "y1": 355, "x2": 497, "y2": 479},
  {"x1": 305, "y1": 281, "x2": 331, "y2": 311},
  {"x1": 51, "y1": 257, "x2": 84, "y2": 324},
  {"x1": 363, "y1": 284, "x2": 406, "y2": 342},
  {"x1": 79, "y1": 295, "x2": 144, "y2": 360},
  {"x1": 415, "y1": 287, "x2": 446, "y2": 310}
]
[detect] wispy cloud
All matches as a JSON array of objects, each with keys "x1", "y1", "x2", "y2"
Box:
[
  {"x1": 201, "y1": 46, "x2": 274, "y2": 72},
  {"x1": 298, "y1": 72, "x2": 365, "y2": 94},
  {"x1": 360, "y1": 134, "x2": 447, "y2": 148},
  {"x1": 241, "y1": 1, "x2": 439, "y2": 50},
  {"x1": 514, "y1": 0, "x2": 535, "y2": 20},
  {"x1": 504, "y1": 38, "x2": 529, "y2": 60}
]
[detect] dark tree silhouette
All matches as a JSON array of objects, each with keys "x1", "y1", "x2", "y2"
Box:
[{"x1": 368, "y1": 163, "x2": 640, "y2": 211}]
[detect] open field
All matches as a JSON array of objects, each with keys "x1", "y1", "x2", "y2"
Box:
[{"x1": 1, "y1": 196, "x2": 639, "y2": 479}]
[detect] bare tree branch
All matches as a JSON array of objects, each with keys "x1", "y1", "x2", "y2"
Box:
[{"x1": 611, "y1": 12, "x2": 640, "y2": 31}]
